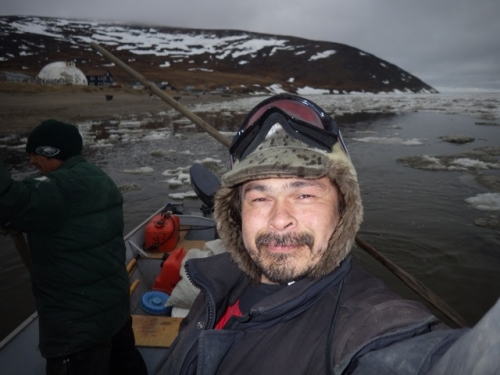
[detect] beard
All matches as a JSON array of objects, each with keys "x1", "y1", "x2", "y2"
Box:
[{"x1": 250, "y1": 232, "x2": 325, "y2": 284}]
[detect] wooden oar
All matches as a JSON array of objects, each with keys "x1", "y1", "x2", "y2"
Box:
[
  {"x1": 130, "y1": 279, "x2": 140, "y2": 295},
  {"x1": 90, "y1": 42, "x2": 468, "y2": 328},
  {"x1": 355, "y1": 237, "x2": 467, "y2": 328},
  {"x1": 126, "y1": 254, "x2": 141, "y2": 274},
  {"x1": 90, "y1": 42, "x2": 230, "y2": 148}
]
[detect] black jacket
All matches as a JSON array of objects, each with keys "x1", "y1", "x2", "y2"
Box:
[{"x1": 154, "y1": 253, "x2": 463, "y2": 374}]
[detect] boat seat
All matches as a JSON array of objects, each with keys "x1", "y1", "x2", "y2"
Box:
[{"x1": 131, "y1": 315, "x2": 182, "y2": 348}]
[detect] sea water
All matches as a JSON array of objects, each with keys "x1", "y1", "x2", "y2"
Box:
[{"x1": 1, "y1": 92, "x2": 499, "y2": 340}]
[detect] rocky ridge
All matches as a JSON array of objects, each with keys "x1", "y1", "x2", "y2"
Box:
[{"x1": 0, "y1": 16, "x2": 437, "y2": 94}]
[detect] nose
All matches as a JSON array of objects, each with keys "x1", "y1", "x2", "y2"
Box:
[
  {"x1": 268, "y1": 200, "x2": 297, "y2": 231},
  {"x1": 29, "y1": 154, "x2": 36, "y2": 165}
]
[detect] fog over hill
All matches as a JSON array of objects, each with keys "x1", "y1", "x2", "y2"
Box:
[{"x1": 0, "y1": 16, "x2": 437, "y2": 95}]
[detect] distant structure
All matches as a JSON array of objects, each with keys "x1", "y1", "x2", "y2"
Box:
[
  {"x1": 156, "y1": 81, "x2": 176, "y2": 91},
  {"x1": 0, "y1": 71, "x2": 33, "y2": 82},
  {"x1": 36, "y1": 61, "x2": 88, "y2": 85},
  {"x1": 86, "y1": 70, "x2": 113, "y2": 86}
]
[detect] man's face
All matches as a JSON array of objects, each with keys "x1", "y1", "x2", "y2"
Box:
[
  {"x1": 29, "y1": 153, "x2": 62, "y2": 175},
  {"x1": 241, "y1": 177, "x2": 341, "y2": 284}
]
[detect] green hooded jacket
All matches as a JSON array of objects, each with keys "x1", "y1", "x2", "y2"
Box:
[{"x1": 0, "y1": 156, "x2": 130, "y2": 358}]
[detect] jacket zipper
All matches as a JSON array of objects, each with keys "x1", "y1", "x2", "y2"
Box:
[
  {"x1": 178, "y1": 262, "x2": 216, "y2": 373},
  {"x1": 185, "y1": 262, "x2": 215, "y2": 327}
]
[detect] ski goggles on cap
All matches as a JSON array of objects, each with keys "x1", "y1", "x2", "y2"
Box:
[{"x1": 229, "y1": 94, "x2": 348, "y2": 164}]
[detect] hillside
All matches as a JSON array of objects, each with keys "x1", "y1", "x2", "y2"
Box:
[{"x1": 0, "y1": 16, "x2": 437, "y2": 94}]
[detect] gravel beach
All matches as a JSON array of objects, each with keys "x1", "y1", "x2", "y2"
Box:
[{"x1": 0, "y1": 82, "x2": 240, "y2": 135}]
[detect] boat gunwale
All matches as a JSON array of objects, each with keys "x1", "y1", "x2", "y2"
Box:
[
  {"x1": 0, "y1": 208, "x2": 216, "y2": 351},
  {"x1": 0, "y1": 311, "x2": 38, "y2": 350}
]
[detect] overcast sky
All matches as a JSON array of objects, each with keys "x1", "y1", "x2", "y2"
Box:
[{"x1": 2, "y1": 0, "x2": 499, "y2": 92}]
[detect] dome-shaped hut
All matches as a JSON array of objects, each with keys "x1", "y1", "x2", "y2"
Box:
[{"x1": 37, "y1": 61, "x2": 88, "y2": 85}]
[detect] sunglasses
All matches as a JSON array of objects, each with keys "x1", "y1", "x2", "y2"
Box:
[{"x1": 229, "y1": 94, "x2": 348, "y2": 163}]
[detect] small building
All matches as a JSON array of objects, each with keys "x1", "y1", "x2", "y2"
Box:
[
  {"x1": 86, "y1": 70, "x2": 114, "y2": 87},
  {"x1": 214, "y1": 86, "x2": 230, "y2": 95},
  {"x1": 132, "y1": 82, "x2": 145, "y2": 90},
  {"x1": 155, "y1": 81, "x2": 177, "y2": 91},
  {"x1": 0, "y1": 71, "x2": 34, "y2": 82},
  {"x1": 37, "y1": 61, "x2": 88, "y2": 85}
]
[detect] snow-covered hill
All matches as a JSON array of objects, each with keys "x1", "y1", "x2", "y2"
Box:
[{"x1": 0, "y1": 16, "x2": 437, "y2": 94}]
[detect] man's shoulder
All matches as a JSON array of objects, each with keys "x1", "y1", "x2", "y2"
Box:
[
  {"x1": 341, "y1": 261, "x2": 435, "y2": 323},
  {"x1": 188, "y1": 252, "x2": 237, "y2": 280},
  {"x1": 60, "y1": 155, "x2": 99, "y2": 172},
  {"x1": 333, "y1": 261, "x2": 441, "y2": 368},
  {"x1": 51, "y1": 156, "x2": 113, "y2": 182},
  {"x1": 186, "y1": 252, "x2": 246, "y2": 294}
]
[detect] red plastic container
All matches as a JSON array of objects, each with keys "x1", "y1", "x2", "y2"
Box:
[
  {"x1": 144, "y1": 213, "x2": 180, "y2": 252},
  {"x1": 152, "y1": 246, "x2": 187, "y2": 295}
]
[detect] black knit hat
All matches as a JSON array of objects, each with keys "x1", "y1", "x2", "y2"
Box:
[{"x1": 26, "y1": 119, "x2": 82, "y2": 160}]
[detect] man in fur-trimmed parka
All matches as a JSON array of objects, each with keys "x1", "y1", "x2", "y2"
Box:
[{"x1": 154, "y1": 95, "x2": 499, "y2": 375}]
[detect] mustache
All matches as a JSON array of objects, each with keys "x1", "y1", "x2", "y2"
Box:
[{"x1": 255, "y1": 232, "x2": 314, "y2": 249}]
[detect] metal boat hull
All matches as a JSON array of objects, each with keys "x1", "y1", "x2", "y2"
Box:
[{"x1": 0, "y1": 210, "x2": 217, "y2": 375}]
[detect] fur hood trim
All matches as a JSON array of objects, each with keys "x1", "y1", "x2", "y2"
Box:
[{"x1": 214, "y1": 156, "x2": 363, "y2": 283}]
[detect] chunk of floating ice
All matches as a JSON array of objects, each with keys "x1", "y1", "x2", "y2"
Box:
[
  {"x1": 465, "y1": 193, "x2": 500, "y2": 211},
  {"x1": 168, "y1": 191, "x2": 198, "y2": 200},
  {"x1": 165, "y1": 179, "x2": 184, "y2": 187},
  {"x1": 452, "y1": 158, "x2": 500, "y2": 169},
  {"x1": 352, "y1": 136, "x2": 423, "y2": 145},
  {"x1": 162, "y1": 168, "x2": 188, "y2": 177},
  {"x1": 123, "y1": 167, "x2": 154, "y2": 174}
]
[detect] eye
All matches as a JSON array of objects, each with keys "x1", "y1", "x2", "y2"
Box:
[
  {"x1": 252, "y1": 197, "x2": 267, "y2": 202},
  {"x1": 299, "y1": 194, "x2": 314, "y2": 199},
  {"x1": 244, "y1": 191, "x2": 268, "y2": 203},
  {"x1": 298, "y1": 187, "x2": 320, "y2": 199}
]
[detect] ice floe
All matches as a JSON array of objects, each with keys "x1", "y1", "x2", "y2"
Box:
[
  {"x1": 465, "y1": 193, "x2": 500, "y2": 211},
  {"x1": 440, "y1": 135, "x2": 475, "y2": 144},
  {"x1": 123, "y1": 166, "x2": 154, "y2": 174},
  {"x1": 118, "y1": 183, "x2": 142, "y2": 193},
  {"x1": 352, "y1": 136, "x2": 424, "y2": 145},
  {"x1": 397, "y1": 146, "x2": 500, "y2": 172},
  {"x1": 168, "y1": 191, "x2": 198, "y2": 200}
]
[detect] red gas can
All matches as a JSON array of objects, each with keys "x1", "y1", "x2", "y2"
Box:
[
  {"x1": 144, "y1": 212, "x2": 180, "y2": 252},
  {"x1": 152, "y1": 246, "x2": 187, "y2": 295}
]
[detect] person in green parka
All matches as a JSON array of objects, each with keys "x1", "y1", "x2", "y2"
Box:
[{"x1": 0, "y1": 120, "x2": 147, "y2": 375}]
